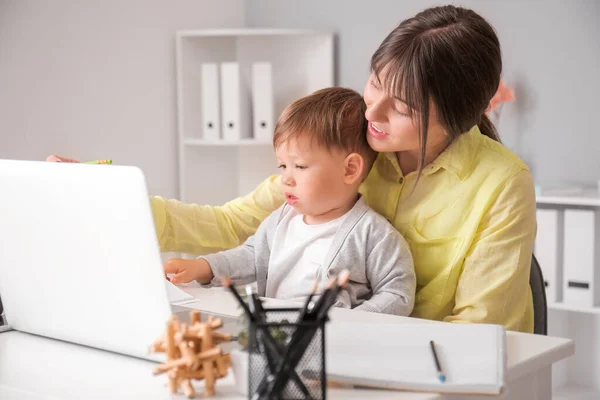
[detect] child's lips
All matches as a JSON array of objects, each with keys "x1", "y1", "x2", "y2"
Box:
[{"x1": 285, "y1": 193, "x2": 298, "y2": 205}]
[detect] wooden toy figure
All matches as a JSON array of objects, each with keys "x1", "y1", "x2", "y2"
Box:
[{"x1": 150, "y1": 310, "x2": 232, "y2": 398}]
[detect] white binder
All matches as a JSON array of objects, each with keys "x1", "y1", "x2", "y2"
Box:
[
  {"x1": 220, "y1": 62, "x2": 251, "y2": 141},
  {"x1": 535, "y1": 208, "x2": 563, "y2": 303},
  {"x1": 251, "y1": 62, "x2": 274, "y2": 141},
  {"x1": 201, "y1": 63, "x2": 221, "y2": 141},
  {"x1": 562, "y1": 209, "x2": 600, "y2": 307}
]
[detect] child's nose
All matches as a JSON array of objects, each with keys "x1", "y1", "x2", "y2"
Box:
[{"x1": 282, "y1": 171, "x2": 295, "y2": 186}]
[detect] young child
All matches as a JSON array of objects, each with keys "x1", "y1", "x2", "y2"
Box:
[{"x1": 165, "y1": 87, "x2": 416, "y2": 316}]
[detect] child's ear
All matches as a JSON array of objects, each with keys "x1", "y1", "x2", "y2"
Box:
[{"x1": 344, "y1": 153, "x2": 364, "y2": 185}]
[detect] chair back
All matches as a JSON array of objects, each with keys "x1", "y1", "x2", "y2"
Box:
[{"x1": 530, "y1": 254, "x2": 548, "y2": 335}]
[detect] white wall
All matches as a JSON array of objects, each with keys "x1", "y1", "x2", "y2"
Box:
[
  {"x1": 246, "y1": 0, "x2": 600, "y2": 188},
  {"x1": 2, "y1": 1, "x2": 598, "y2": 195},
  {"x1": 0, "y1": 0, "x2": 245, "y2": 198}
]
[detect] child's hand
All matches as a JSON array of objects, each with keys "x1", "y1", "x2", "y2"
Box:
[{"x1": 163, "y1": 258, "x2": 214, "y2": 284}]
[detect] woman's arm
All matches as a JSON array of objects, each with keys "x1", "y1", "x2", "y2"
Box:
[
  {"x1": 444, "y1": 169, "x2": 537, "y2": 331},
  {"x1": 151, "y1": 175, "x2": 285, "y2": 254}
]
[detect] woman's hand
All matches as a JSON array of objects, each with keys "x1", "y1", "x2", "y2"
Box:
[
  {"x1": 45, "y1": 155, "x2": 80, "y2": 163},
  {"x1": 163, "y1": 258, "x2": 214, "y2": 284}
]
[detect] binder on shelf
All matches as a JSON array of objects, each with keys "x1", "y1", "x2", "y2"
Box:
[
  {"x1": 201, "y1": 63, "x2": 221, "y2": 141},
  {"x1": 535, "y1": 208, "x2": 564, "y2": 303},
  {"x1": 251, "y1": 62, "x2": 274, "y2": 142},
  {"x1": 220, "y1": 62, "x2": 251, "y2": 141},
  {"x1": 562, "y1": 209, "x2": 600, "y2": 308}
]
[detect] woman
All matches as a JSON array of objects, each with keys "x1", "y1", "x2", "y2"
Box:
[{"x1": 49, "y1": 5, "x2": 536, "y2": 332}]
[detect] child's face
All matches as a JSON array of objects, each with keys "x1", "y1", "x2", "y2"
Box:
[{"x1": 275, "y1": 136, "x2": 354, "y2": 223}]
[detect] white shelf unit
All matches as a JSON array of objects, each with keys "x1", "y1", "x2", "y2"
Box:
[
  {"x1": 535, "y1": 190, "x2": 600, "y2": 398},
  {"x1": 549, "y1": 301, "x2": 600, "y2": 315},
  {"x1": 175, "y1": 29, "x2": 334, "y2": 205}
]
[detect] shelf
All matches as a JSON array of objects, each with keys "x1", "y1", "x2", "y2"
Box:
[
  {"x1": 177, "y1": 28, "x2": 326, "y2": 38},
  {"x1": 183, "y1": 138, "x2": 272, "y2": 147},
  {"x1": 176, "y1": 28, "x2": 333, "y2": 205},
  {"x1": 554, "y1": 384, "x2": 599, "y2": 400},
  {"x1": 536, "y1": 188, "x2": 600, "y2": 207},
  {"x1": 548, "y1": 302, "x2": 600, "y2": 315}
]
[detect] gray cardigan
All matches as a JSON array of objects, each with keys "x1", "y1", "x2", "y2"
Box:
[{"x1": 200, "y1": 197, "x2": 416, "y2": 316}]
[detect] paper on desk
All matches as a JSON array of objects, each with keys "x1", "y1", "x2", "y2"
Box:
[{"x1": 164, "y1": 280, "x2": 197, "y2": 305}]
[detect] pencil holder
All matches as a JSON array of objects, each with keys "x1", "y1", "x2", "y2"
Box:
[{"x1": 247, "y1": 308, "x2": 326, "y2": 400}]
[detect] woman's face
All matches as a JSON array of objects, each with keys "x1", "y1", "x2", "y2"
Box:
[{"x1": 363, "y1": 72, "x2": 447, "y2": 154}]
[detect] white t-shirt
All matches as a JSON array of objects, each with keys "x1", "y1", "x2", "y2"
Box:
[{"x1": 265, "y1": 211, "x2": 347, "y2": 300}]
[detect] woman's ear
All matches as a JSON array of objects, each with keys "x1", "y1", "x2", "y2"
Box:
[{"x1": 344, "y1": 153, "x2": 365, "y2": 185}]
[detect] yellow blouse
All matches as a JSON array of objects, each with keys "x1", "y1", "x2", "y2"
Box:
[{"x1": 151, "y1": 125, "x2": 537, "y2": 332}]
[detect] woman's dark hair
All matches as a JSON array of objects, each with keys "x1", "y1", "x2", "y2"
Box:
[{"x1": 371, "y1": 5, "x2": 502, "y2": 176}]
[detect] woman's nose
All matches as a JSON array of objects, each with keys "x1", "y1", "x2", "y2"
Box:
[{"x1": 365, "y1": 98, "x2": 387, "y2": 122}]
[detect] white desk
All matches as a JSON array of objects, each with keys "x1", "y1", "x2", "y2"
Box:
[
  {"x1": 179, "y1": 286, "x2": 576, "y2": 400},
  {"x1": 0, "y1": 286, "x2": 574, "y2": 400},
  {"x1": 0, "y1": 331, "x2": 439, "y2": 400}
]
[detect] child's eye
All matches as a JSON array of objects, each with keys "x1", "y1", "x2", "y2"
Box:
[
  {"x1": 295, "y1": 164, "x2": 307, "y2": 170},
  {"x1": 277, "y1": 164, "x2": 286, "y2": 169}
]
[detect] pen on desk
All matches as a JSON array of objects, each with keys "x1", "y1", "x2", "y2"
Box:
[
  {"x1": 429, "y1": 340, "x2": 446, "y2": 383},
  {"x1": 83, "y1": 159, "x2": 112, "y2": 164}
]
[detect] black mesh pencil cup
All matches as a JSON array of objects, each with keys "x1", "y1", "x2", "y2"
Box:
[{"x1": 247, "y1": 308, "x2": 326, "y2": 400}]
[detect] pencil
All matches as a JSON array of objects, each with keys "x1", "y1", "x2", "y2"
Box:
[
  {"x1": 297, "y1": 279, "x2": 320, "y2": 321},
  {"x1": 83, "y1": 159, "x2": 112, "y2": 164},
  {"x1": 267, "y1": 271, "x2": 351, "y2": 398},
  {"x1": 429, "y1": 340, "x2": 446, "y2": 383}
]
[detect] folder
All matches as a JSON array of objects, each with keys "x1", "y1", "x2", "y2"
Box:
[
  {"x1": 251, "y1": 62, "x2": 274, "y2": 141},
  {"x1": 220, "y1": 62, "x2": 251, "y2": 141},
  {"x1": 562, "y1": 209, "x2": 600, "y2": 307},
  {"x1": 535, "y1": 208, "x2": 563, "y2": 303},
  {"x1": 201, "y1": 63, "x2": 221, "y2": 141},
  {"x1": 326, "y1": 322, "x2": 506, "y2": 395}
]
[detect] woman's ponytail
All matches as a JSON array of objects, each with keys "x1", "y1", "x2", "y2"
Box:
[{"x1": 478, "y1": 112, "x2": 501, "y2": 143}]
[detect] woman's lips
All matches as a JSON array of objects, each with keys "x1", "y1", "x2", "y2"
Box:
[{"x1": 368, "y1": 122, "x2": 389, "y2": 139}]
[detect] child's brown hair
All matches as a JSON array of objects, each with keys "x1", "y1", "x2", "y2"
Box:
[{"x1": 273, "y1": 87, "x2": 377, "y2": 177}]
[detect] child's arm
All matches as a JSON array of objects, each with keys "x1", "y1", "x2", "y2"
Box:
[
  {"x1": 193, "y1": 205, "x2": 281, "y2": 286},
  {"x1": 355, "y1": 228, "x2": 416, "y2": 316},
  {"x1": 162, "y1": 232, "x2": 262, "y2": 285},
  {"x1": 164, "y1": 257, "x2": 214, "y2": 284},
  {"x1": 198, "y1": 233, "x2": 261, "y2": 285},
  {"x1": 163, "y1": 232, "x2": 264, "y2": 285}
]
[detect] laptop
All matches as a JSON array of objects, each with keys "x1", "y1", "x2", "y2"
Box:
[{"x1": 0, "y1": 159, "x2": 239, "y2": 360}]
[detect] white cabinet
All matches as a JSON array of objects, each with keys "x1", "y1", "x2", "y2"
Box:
[
  {"x1": 175, "y1": 29, "x2": 334, "y2": 205},
  {"x1": 536, "y1": 190, "x2": 600, "y2": 399}
]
